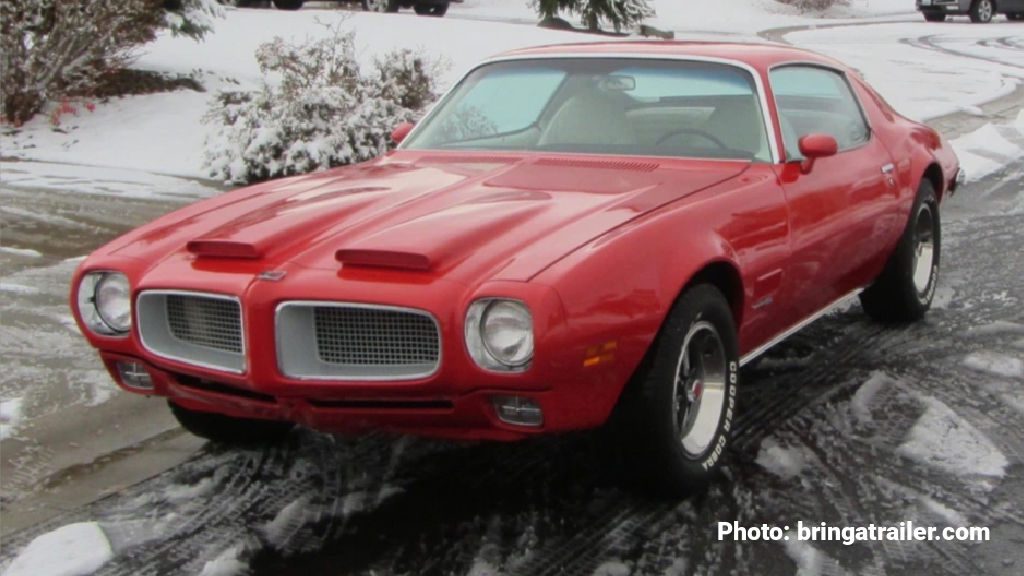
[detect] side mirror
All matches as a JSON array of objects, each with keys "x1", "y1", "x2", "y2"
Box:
[
  {"x1": 391, "y1": 121, "x2": 415, "y2": 145},
  {"x1": 797, "y1": 133, "x2": 838, "y2": 174}
]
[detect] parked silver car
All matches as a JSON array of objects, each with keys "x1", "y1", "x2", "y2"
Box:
[{"x1": 917, "y1": 0, "x2": 1024, "y2": 22}]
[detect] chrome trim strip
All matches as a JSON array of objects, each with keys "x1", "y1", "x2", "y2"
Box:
[
  {"x1": 739, "y1": 288, "x2": 863, "y2": 367},
  {"x1": 275, "y1": 300, "x2": 443, "y2": 382},
  {"x1": 136, "y1": 290, "x2": 246, "y2": 374},
  {"x1": 400, "y1": 52, "x2": 781, "y2": 164}
]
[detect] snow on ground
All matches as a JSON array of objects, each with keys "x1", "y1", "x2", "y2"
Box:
[
  {"x1": 951, "y1": 116, "x2": 1024, "y2": 182},
  {"x1": 755, "y1": 437, "x2": 811, "y2": 480},
  {"x1": 897, "y1": 394, "x2": 1008, "y2": 480},
  {"x1": 0, "y1": 397, "x2": 25, "y2": 440},
  {"x1": 199, "y1": 545, "x2": 247, "y2": 576},
  {"x1": 0, "y1": 247, "x2": 43, "y2": 259},
  {"x1": 963, "y1": 351, "x2": 1024, "y2": 378},
  {"x1": 3, "y1": 522, "x2": 113, "y2": 576},
  {"x1": 849, "y1": 370, "x2": 889, "y2": 422},
  {"x1": 786, "y1": 22, "x2": 1024, "y2": 121},
  {"x1": 2, "y1": 1, "x2": 1010, "y2": 182},
  {"x1": 0, "y1": 160, "x2": 218, "y2": 200}
]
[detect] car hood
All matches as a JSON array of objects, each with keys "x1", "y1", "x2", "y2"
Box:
[{"x1": 109, "y1": 152, "x2": 748, "y2": 284}]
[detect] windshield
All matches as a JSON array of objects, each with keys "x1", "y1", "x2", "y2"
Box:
[{"x1": 403, "y1": 58, "x2": 772, "y2": 162}]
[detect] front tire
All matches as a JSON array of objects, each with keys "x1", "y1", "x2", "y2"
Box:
[
  {"x1": 272, "y1": 0, "x2": 302, "y2": 9},
  {"x1": 969, "y1": 0, "x2": 995, "y2": 22},
  {"x1": 616, "y1": 284, "x2": 739, "y2": 497},
  {"x1": 170, "y1": 402, "x2": 293, "y2": 445},
  {"x1": 922, "y1": 10, "x2": 947, "y2": 22},
  {"x1": 860, "y1": 180, "x2": 941, "y2": 322}
]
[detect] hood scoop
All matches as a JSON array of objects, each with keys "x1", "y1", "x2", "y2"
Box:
[
  {"x1": 187, "y1": 240, "x2": 263, "y2": 260},
  {"x1": 336, "y1": 249, "x2": 432, "y2": 271}
]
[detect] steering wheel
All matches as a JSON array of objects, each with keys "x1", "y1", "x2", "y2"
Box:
[{"x1": 656, "y1": 128, "x2": 730, "y2": 149}]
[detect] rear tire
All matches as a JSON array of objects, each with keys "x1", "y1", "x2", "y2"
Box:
[
  {"x1": 1008, "y1": 12, "x2": 1024, "y2": 20},
  {"x1": 860, "y1": 180, "x2": 941, "y2": 322},
  {"x1": 922, "y1": 10, "x2": 947, "y2": 22},
  {"x1": 362, "y1": 0, "x2": 400, "y2": 12},
  {"x1": 170, "y1": 402, "x2": 293, "y2": 445},
  {"x1": 272, "y1": 0, "x2": 302, "y2": 9},
  {"x1": 414, "y1": 1, "x2": 449, "y2": 16},
  {"x1": 614, "y1": 284, "x2": 739, "y2": 497},
  {"x1": 969, "y1": 0, "x2": 995, "y2": 22}
]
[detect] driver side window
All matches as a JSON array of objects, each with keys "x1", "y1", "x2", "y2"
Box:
[{"x1": 770, "y1": 66, "x2": 871, "y2": 160}]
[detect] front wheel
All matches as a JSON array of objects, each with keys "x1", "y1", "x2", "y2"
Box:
[
  {"x1": 414, "y1": 1, "x2": 449, "y2": 16},
  {"x1": 170, "y1": 402, "x2": 294, "y2": 445},
  {"x1": 922, "y1": 10, "x2": 947, "y2": 22},
  {"x1": 969, "y1": 0, "x2": 995, "y2": 22},
  {"x1": 860, "y1": 180, "x2": 941, "y2": 322},
  {"x1": 615, "y1": 284, "x2": 739, "y2": 497},
  {"x1": 272, "y1": 0, "x2": 302, "y2": 9}
]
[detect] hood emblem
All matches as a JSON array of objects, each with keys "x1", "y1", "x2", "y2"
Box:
[{"x1": 258, "y1": 270, "x2": 287, "y2": 282}]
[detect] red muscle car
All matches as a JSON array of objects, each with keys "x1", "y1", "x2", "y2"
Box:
[{"x1": 72, "y1": 42, "x2": 961, "y2": 494}]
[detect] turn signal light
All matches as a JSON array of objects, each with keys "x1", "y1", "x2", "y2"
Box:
[
  {"x1": 491, "y1": 395, "x2": 543, "y2": 427},
  {"x1": 116, "y1": 360, "x2": 154, "y2": 390}
]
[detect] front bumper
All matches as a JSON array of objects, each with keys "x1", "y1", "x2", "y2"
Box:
[
  {"x1": 917, "y1": 0, "x2": 967, "y2": 12},
  {"x1": 101, "y1": 352, "x2": 578, "y2": 441}
]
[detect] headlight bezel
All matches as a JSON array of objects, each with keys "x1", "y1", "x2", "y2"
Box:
[
  {"x1": 465, "y1": 298, "x2": 534, "y2": 372},
  {"x1": 77, "y1": 271, "x2": 132, "y2": 336}
]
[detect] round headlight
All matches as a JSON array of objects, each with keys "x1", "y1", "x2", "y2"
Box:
[
  {"x1": 94, "y1": 273, "x2": 132, "y2": 333},
  {"x1": 480, "y1": 300, "x2": 533, "y2": 367}
]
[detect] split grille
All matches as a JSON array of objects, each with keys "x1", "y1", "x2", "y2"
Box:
[
  {"x1": 166, "y1": 295, "x2": 243, "y2": 354},
  {"x1": 313, "y1": 306, "x2": 440, "y2": 367}
]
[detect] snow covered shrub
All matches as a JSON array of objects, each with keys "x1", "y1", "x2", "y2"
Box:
[
  {"x1": 0, "y1": 0, "x2": 162, "y2": 124},
  {"x1": 775, "y1": 0, "x2": 848, "y2": 12},
  {"x1": 204, "y1": 24, "x2": 441, "y2": 183},
  {"x1": 530, "y1": 0, "x2": 655, "y2": 32},
  {"x1": 0, "y1": 0, "x2": 222, "y2": 125},
  {"x1": 164, "y1": 0, "x2": 224, "y2": 40}
]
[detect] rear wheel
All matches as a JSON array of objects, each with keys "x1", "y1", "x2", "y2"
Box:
[
  {"x1": 170, "y1": 402, "x2": 293, "y2": 445},
  {"x1": 362, "y1": 0, "x2": 400, "y2": 12},
  {"x1": 614, "y1": 284, "x2": 739, "y2": 497},
  {"x1": 860, "y1": 180, "x2": 940, "y2": 322},
  {"x1": 969, "y1": 0, "x2": 995, "y2": 22},
  {"x1": 1008, "y1": 12, "x2": 1024, "y2": 20},
  {"x1": 922, "y1": 10, "x2": 947, "y2": 22},
  {"x1": 272, "y1": 0, "x2": 302, "y2": 9},
  {"x1": 414, "y1": 1, "x2": 449, "y2": 16}
]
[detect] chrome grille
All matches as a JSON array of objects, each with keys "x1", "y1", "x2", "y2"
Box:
[
  {"x1": 136, "y1": 291, "x2": 245, "y2": 373},
  {"x1": 276, "y1": 302, "x2": 441, "y2": 380},
  {"x1": 166, "y1": 295, "x2": 242, "y2": 354},
  {"x1": 314, "y1": 307, "x2": 439, "y2": 366}
]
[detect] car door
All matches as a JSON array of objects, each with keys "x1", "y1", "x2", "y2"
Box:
[{"x1": 769, "y1": 65, "x2": 899, "y2": 318}]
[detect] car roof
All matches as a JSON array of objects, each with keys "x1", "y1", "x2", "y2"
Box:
[{"x1": 493, "y1": 41, "x2": 845, "y2": 73}]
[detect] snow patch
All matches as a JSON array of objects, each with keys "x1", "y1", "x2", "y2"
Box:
[
  {"x1": 0, "y1": 397, "x2": 25, "y2": 440},
  {"x1": 963, "y1": 352, "x2": 1024, "y2": 378},
  {"x1": 0, "y1": 246, "x2": 43, "y2": 258},
  {"x1": 4, "y1": 522, "x2": 113, "y2": 576},
  {"x1": 755, "y1": 437, "x2": 808, "y2": 479},
  {"x1": 851, "y1": 371, "x2": 889, "y2": 422},
  {"x1": 897, "y1": 395, "x2": 1007, "y2": 479},
  {"x1": 782, "y1": 537, "x2": 824, "y2": 576},
  {"x1": 593, "y1": 560, "x2": 632, "y2": 576},
  {"x1": 261, "y1": 495, "x2": 313, "y2": 548},
  {"x1": 918, "y1": 495, "x2": 968, "y2": 526},
  {"x1": 165, "y1": 476, "x2": 216, "y2": 502},
  {"x1": 0, "y1": 283, "x2": 39, "y2": 296},
  {"x1": 952, "y1": 124, "x2": 1024, "y2": 182},
  {"x1": 199, "y1": 545, "x2": 247, "y2": 576}
]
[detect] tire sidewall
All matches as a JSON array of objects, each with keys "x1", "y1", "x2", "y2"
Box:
[
  {"x1": 901, "y1": 182, "x2": 941, "y2": 312},
  {"x1": 638, "y1": 285, "x2": 740, "y2": 489}
]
